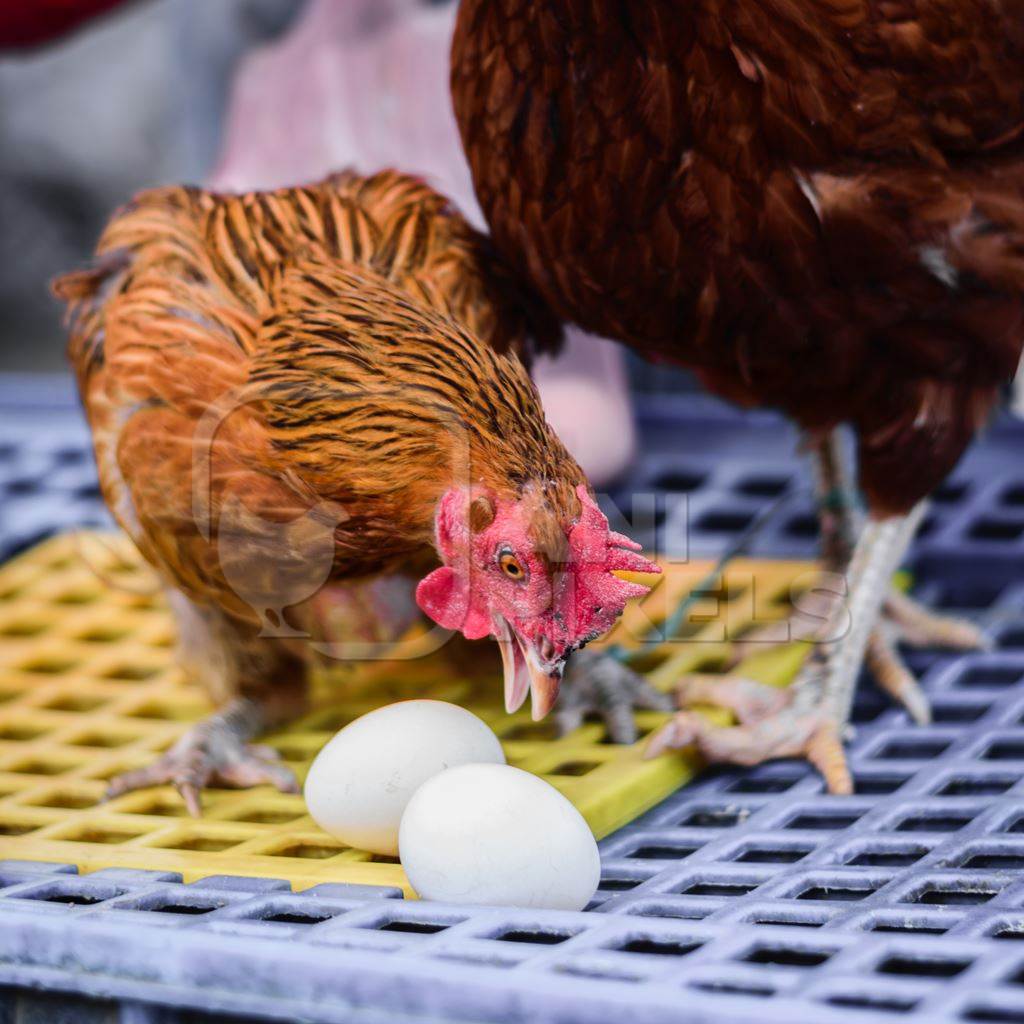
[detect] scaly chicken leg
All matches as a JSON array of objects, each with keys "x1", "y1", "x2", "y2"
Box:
[
  {"x1": 728, "y1": 433, "x2": 985, "y2": 717},
  {"x1": 648, "y1": 503, "x2": 925, "y2": 793},
  {"x1": 105, "y1": 596, "x2": 306, "y2": 816},
  {"x1": 647, "y1": 431, "x2": 985, "y2": 792}
]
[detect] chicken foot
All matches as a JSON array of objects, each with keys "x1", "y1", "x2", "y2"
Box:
[
  {"x1": 105, "y1": 696, "x2": 301, "y2": 816},
  {"x1": 728, "y1": 431, "x2": 984, "y2": 721},
  {"x1": 555, "y1": 648, "x2": 674, "y2": 744},
  {"x1": 644, "y1": 673, "x2": 848, "y2": 791},
  {"x1": 105, "y1": 596, "x2": 308, "y2": 815},
  {"x1": 647, "y1": 502, "x2": 936, "y2": 793}
]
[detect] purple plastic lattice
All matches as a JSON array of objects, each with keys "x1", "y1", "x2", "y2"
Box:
[
  {"x1": 2, "y1": 378, "x2": 1024, "y2": 1023},
  {"x1": 0, "y1": 375, "x2": 111, "y2": 563},
  {"x1": 607, "y1": 398, "x2": 1024, "y2": 589}
]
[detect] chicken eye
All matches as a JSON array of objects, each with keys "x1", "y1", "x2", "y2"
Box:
[{"x1": 498, "y1": 551, "x2": 526, "y2": 581}]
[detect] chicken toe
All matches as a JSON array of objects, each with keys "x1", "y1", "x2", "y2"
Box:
[
  {"x1": 865, "y1": 630, "x2": 931, "y2": 725},
  {"x1": 675, "y1": 674, "x2": 791, "y2": 723},
  {"x1": 105, "y1": 698, "x2": 299, "y2": 816},
  {"x1": 556, "y1": 649, "x2": 674, "y2": 744},
  {"x1": 884, "y1": 590, "x2": 990, "y2": 652},
  {"x1": 645, "y1": 675, "x2": 852, "y2": 794}
]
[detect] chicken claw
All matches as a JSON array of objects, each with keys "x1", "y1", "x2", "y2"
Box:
[
  {"x1": 729, "y1": 587, "x2": 986, "y2": 665},
  {"x1": 556, "y1": 649, "x2": 674, "y2": 744},
  {"x1": 645, "y1": 674, "x2": 852, "y2": 795},
  {"x1": 725, "y1": 585, "x2": 988, "y2": 730},
  {"x1": 105, "y1": 714, "x2": 299, "y2": 817},
  {"x1": 883, "y1": 590, "x2": 989, "y2": 651}
]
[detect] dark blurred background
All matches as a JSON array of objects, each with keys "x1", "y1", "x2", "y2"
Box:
[{"x1": 0, "y1": 0, "x2": 304, "y2": 372}]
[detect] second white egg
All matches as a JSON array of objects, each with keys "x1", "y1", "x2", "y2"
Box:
[
  {"x1": 399, "y1": 763, "x2": 601, "y2": 910},
  {"x1": 304, "y1": 700, "x2": 505, "y2": 856}
]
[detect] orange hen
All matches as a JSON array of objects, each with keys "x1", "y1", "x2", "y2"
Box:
[{"x1": 54, "y1": 170, "x2": 658, "y2": 813}]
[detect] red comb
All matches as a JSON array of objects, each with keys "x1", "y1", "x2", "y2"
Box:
[{"x1": 565, "y1": 485, "x2": 660, "y2": 630}]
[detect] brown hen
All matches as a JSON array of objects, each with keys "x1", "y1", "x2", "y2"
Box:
[
  {"x1": 452, "y1": 1, "x2": 1024, "y2": 790},
  {"x1": 55, "y1": 170, "x2": 658, "y2": 813}
]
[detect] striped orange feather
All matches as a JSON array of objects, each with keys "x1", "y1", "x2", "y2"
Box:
[{"x1": 54, "y1": 170, "x2": 577, "y2": 629}]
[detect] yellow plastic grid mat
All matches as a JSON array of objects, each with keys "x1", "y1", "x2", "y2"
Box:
[{"x1": 0, "y1": 532, "x2": 814, "y2": 893}]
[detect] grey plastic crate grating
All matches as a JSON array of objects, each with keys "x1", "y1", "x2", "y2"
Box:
[
  {"x1": 0, "y1": 378, "x2": 111, "y2": 562},
  {"x1": 3, "y1": 378, "x2": 1024, "y2": 1021},
  {"x1": 608, "y1": 400, "x2": 1024, "y2": 582},
  {"x1": 6, "y1": 798, "x2": 1024, "y2": 1024}
]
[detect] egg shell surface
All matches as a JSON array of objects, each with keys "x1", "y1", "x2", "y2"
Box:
[
  {"x1": 399, "y1": 762, "x2": 601, "y2": 910},
  {"x1": 304, "y1": 700, "x2": 505, "y2": 856}
]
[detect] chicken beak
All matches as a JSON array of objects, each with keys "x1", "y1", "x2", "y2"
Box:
[
  {"x1": 496, "y1": 615, "x2": 529, "y2": 714},
  {"x1": 526, "y1": 646, "x2": 562, "y2": 721},
  {"x1": 495, "y1": 616, "x2": 563, "y2": 720}
]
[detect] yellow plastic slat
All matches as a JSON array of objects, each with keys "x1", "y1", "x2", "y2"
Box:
[{"x1": 0, "y1": 532, "x2": 814, "y2": 894}]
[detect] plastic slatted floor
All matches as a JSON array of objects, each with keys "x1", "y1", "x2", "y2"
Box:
[
  {"x1": 0, "y1": 530, "x2": 818, "y2": 892},
  {"x1": 2, "y1": 383, "x2": 1024, "y2": 1023},
  {"x1": 613, "y1": 400, "x2": 1024, "y2": 575},
  {"x1": 5, "y1": 606, "x2": 1024, "y2": 1024}
]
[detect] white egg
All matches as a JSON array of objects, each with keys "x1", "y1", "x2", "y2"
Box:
[
  {"x1": 304, "y1": 700, "x2": 505, "y2": 856},
  {"x1": 399, "y1": 763, "x2": 601, "y2": 910}
]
